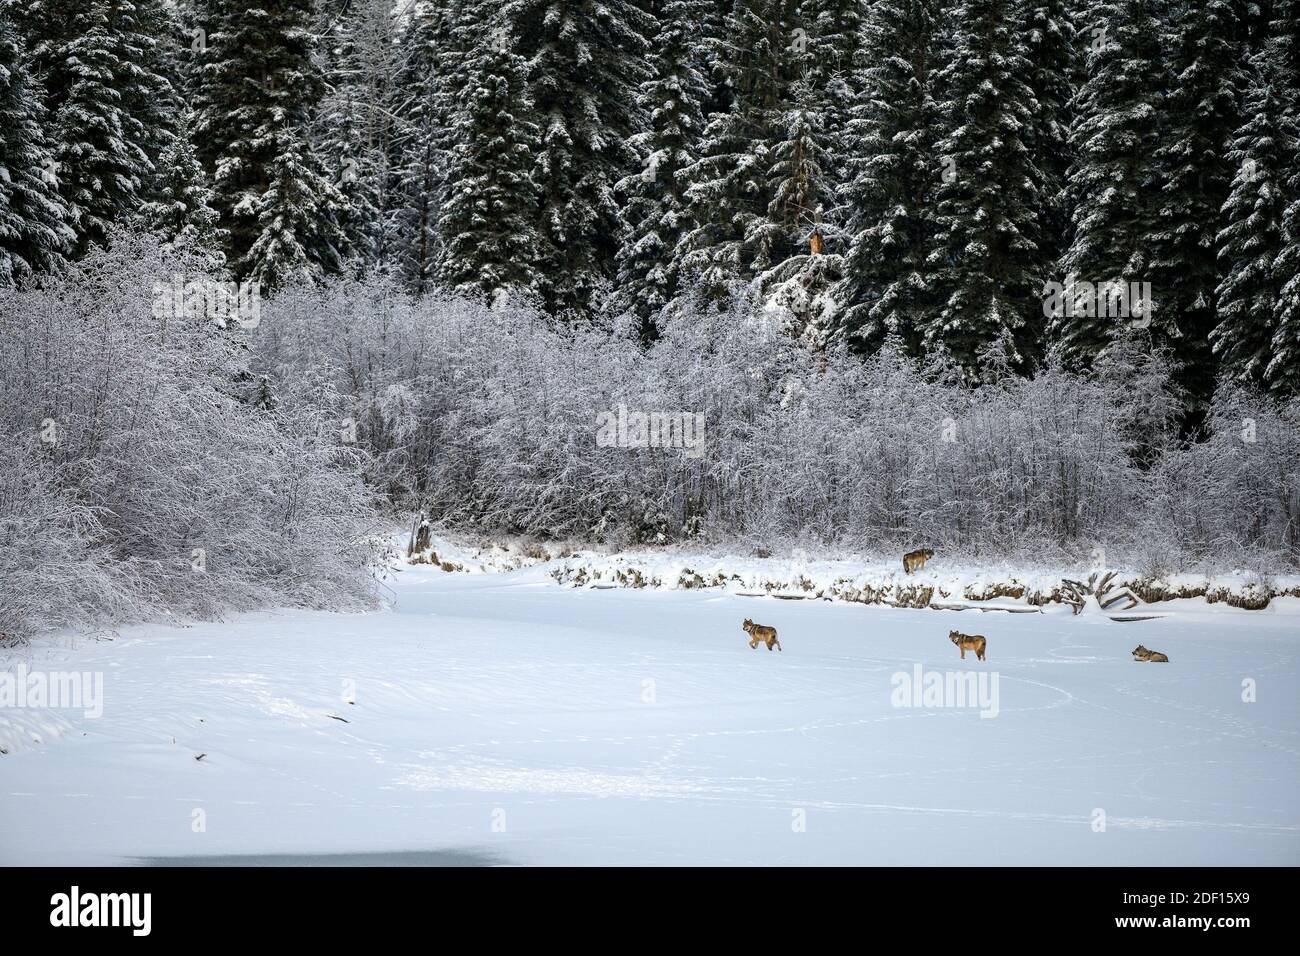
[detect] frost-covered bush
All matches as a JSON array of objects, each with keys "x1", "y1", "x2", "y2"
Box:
[
  {"x1": 1153, "y1": 384, "x2": 1300, "y2": 568},
  {"x1": 250, "y1": 272, "x2": 1300, "y2": 570},
  {"x1": 0, "y1": 442, "x2": 141, "y2": 643},
  {"x1": 0, "y1": 234, "x2": 382, "y2": 640}
]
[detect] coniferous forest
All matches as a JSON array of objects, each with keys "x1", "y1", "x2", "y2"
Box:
[
  {"x1": 3, "y1": 0, "x2": 1300, "y2": 638},
  {"x1": 2, "y1": 0, "x2": 1298, "y2": 393}
]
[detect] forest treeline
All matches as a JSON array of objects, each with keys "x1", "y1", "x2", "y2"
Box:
[{"x1": 1, "y1": 0, "x2": 1299, "y2": 406}]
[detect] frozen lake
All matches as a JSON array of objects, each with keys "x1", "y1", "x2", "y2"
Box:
[{"x1": 2, "y1": 564, "x2": 1298, "y2": 865}]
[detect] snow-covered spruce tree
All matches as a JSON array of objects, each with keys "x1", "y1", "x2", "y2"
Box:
[
  {"x1": 241, "y1": 138, "x2": 351, "y2": 291},
  {"x1": 836, "y1": 0, "x2": 941, "y2": 356},
  {"x1": 122, "y1": 0, "x2": 183, "y2": 165},
  {"x1": 169, "y1": 0, "x2": 208, "y2": 99},
  {"x1": 0, "y1": 9, "x2": 72, "y2": 284},
  {"x1": 137, "y1": 112, "x2": 225, "y2": 261},
  {"x1": 387, "y1": 1, "x2": 459, "y2": 294},
  {"x1": 86, "y1": 0, "x2": 186, "y2": 224},
  {"x1": 695, "y1": 0, "x2": 735, "y2": 120},
  {"x1": 13, "y1": 0, "x2": 174, "y2": 257},
  {"x1": 191, "y1": 0, "x2": 349, "y2": 290},
  {"x1": 800, "y1": 0, "x2": 865, "y2": 343},
  {"x1": 435, "y1": 5, "x2": 541, "y2": 300},
  {"x1": 507, "y1": 0, "x2": 654, "y2": 318},
  {"x1": 1053, "y1": 0, "x2": 1168, "y2": 367},
  {"x1": 613, "y1": 0, "x2": 708, "y2": 339},
  {"x1": 1146, "y1": 0, "x2": 1247, "y2": 409},
  {"x1": 696, "y1": 0, "x2": 860, "y2": 345},
  {"x1": 1210, "y1": 50, "x2": 1291, "y2": 389},
  {"x1": 1269, "y1": 0, "x2": 1300, "y2": 395},
  {"x1": 755, "y1": 72, "x2": 843, "y2": 347},
  {"x1": 1023, "y1": 0, "x2": 1075, "y2": 268},
  {"x1": 316, "y1": 0, "x2": 403, "y2": 275},
  {"x1": 411, "y1": 0, "x2": 469, "y2": 209},
  {"x1": 802, "y1": 0, "x2": 866, "y2": 203},
  {"x1": 925, "y1": 0, "x2": 1045, "y2": 379},
  {"x1": 674, "y1": 0, "x2": 793, "y2": 302},
  {"x1": 760, "y1": 67, "x2": 824, "y2": 259}
]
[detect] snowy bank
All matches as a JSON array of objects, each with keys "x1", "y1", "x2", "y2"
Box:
[{"x1": 410, "y1": 533, "x2": 1300, "y2": 613}]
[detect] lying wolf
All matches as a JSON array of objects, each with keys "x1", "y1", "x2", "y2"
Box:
[{"x1": 1132, "y1": 644, "x2": 1169, "y2": 663}]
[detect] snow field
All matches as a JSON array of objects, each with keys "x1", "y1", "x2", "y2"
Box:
[{"x1": 1, "y1": 563, "x2": 1297, "y2": 865}]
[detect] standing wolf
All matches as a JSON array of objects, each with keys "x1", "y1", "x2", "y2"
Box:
[
  {"x1": 742, "y1": 618, "x2": 782, "y2": 652},
  {"x1": 949, "y1": 629, "x2": 987, "y2": 661},
  {"x1": 903, "y1": 548, "x2": 934, "y2": 573}
]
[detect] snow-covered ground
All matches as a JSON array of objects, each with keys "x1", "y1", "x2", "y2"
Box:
[{"x1": 2, "y1": 561, "x2": 1298, "y2": 865}]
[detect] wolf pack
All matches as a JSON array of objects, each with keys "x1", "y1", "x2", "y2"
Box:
[{"x1": 742, "y1": 547, "x2": 1171, "y2": 664}]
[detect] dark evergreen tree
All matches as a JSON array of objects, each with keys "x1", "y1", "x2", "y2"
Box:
[
  {"x1": 1023, "y1": 0, "x2": 1076, "y2": 268},
  {"x1": 170, "y1": 0, "x2": 208, "y2": 99},
  {"x1": 1146, "y1": 0, "x2": 1246, "y2": 408},
  {"x1": 0, "y1": 8, "x2": 72, "y2": 283},
  {"x1": 675, "y1": 0, "x2": 793, "y2": 300},
  {"x1": 803, "y1": 0, "x2": 866, "y2": 201},
  {"x1": 138, "y1": 112, "x2": 225, "y2": 261},
  {"x1": 317, "y1": 0, "x2": 402, "y2": 275},
  {"x1": 926, "y1": 0, "x2": 1045, "y2": 378},
  {"x1": 836, "y1": 0, "x2": 941, "y2": 355},
  {"x1": 192, "y1": 0, "x2": 349, "y2": 289},
  {"x1": 507, "y1": 0, "x2": 655, "y2": 317},
  {"x1": 436, "y1": 4, "x2": 541, "y2": 299},
  {"x1": 1053, "y1": 0, "x2": 1167, "y2": 366},
  {"x1": 1211, "y1": 50, "x2": 1290, "y2": 388},
  {"x1": 1267, "y1": 0, "x2": 1300, "y2": 394},
  {"x1": 123, "y1": 0, "x2": 183, "y2": 167},
  {"x1": 614, "y1": 0, "x2": 708, "y2": 335},
  {"x1": 695, "y1": 0, "x2": 735, "y2": 119},
  {"x1": 388, "y1": 1, "x2": 459, "y2": 295},
  {"x1": 756, "y1": 72, "x2": 843, "y2": 346},
  {"x1": 14, "y1": 0, "x2": 174, "y2": 256}
]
